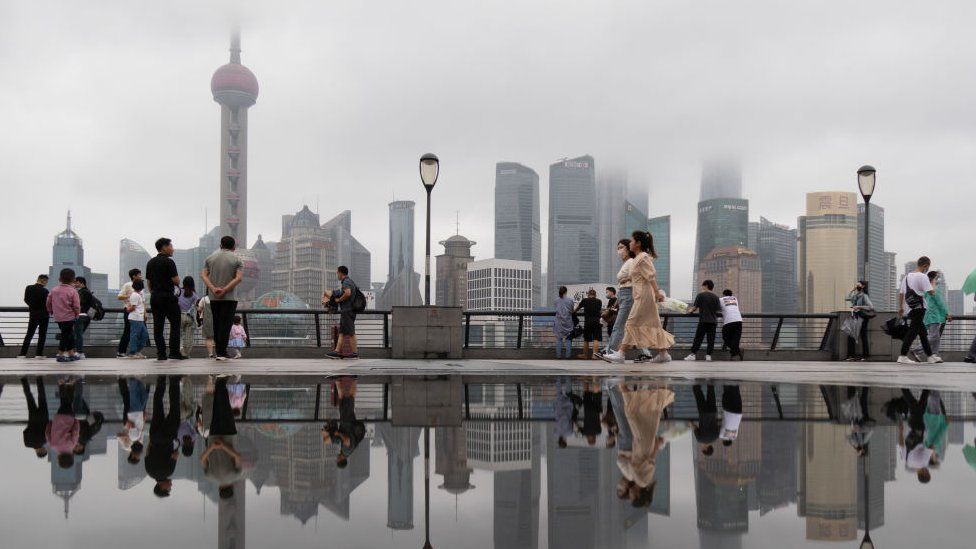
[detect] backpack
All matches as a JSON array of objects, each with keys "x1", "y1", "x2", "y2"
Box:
[
  {"x1": 91, "y1": 296, "x2": 106, "y2": 321},
  {"x1": 350, "y1": 288, "x2": 367, "y2": 313}
]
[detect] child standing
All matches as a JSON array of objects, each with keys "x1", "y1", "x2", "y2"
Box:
[
  {"x1": 126, "y1": 280, "x2": 150, "y2": 358},
  {"x1": 720, "y1": 289, "x2": 744, "y2": 361},
  {"x1": 46, "y1": 268, "x2": 81, "y2": 363},
  {"x1": 228, "y1": 316, "x2": 247, "y2": 359}
]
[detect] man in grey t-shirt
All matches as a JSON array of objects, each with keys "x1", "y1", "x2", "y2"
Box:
[
  {"x1": 323, "y1": 266, "x2": 358, "y2": 360},
  {"x1": 201, "y1": 236, "x2": 244, "y2": 361}
]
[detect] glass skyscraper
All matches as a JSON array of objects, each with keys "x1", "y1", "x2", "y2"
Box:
[
  {"x1": 756, "y1": 217, "x2": 798, "y2": 314},
  {"x1": 494, "y1": 162, "x2": 542, "y2": 306},
  {"x1": 547, "y1": 155, "x2": 598, "y2": 299},
  {"x1": 648, "y1": 215, "x2": 671, "y2": 296},
  {"x1": 857, "y1": 202, "x2": 892, "y2": 311},
  {"x1": 693, "y1": 198, "x2": 749, "y2": 292}
]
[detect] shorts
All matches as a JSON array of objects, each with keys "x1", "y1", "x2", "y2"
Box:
[
  {"x1": 583, "y1": 322, "x2": 602, "y2": 342},
  {"x1": 339, "y1": 311, "x2": 357, "y2": 336}
]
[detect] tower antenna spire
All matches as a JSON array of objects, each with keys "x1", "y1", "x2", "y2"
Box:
[
  {"x1": 66, "y1": 210, "x2": 71, "y2": 232},
  {"x1": 230, "y1": 30, "x2": 241, "y2": 64}
]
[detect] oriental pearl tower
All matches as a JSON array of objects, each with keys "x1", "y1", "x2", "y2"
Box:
[{"x1": 211, "y1": 31, "x2": 258, "y2": 247}]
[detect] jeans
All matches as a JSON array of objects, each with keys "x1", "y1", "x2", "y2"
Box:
[
  {"x1": 722, "y1": 322, "x2": 743, "y2": 358},
  {"x1": 690, "y1": 322, "x2": 717, "y2": 355},
  {"x1": 128, "y1": 320, "x2": 149, "y2": 355},
  {"x1": 180, "y1": 313, "x2": 196, "y2": 357},
  {"x1": 555, "y1": 336, "x2": 572, "y2": 359},
  {"x1": 607, "y1": 385, "x2": 632, "y2": 451},
  {"x1": 20, "y1": 314, "x2": 48, "y2": 356},
  {"x1": 912, "y1": 322, "x2": 944, "y2": 355},
  {"x1": 607, "y1": 288, "x2": 632, "y2": 352},
  {"x1": 73, "y1": 315, "x2": 91, "y2": 353},
  {"x1": 150, "y1": 295, "x2": 181, "y2": 359},
  {"x1": 846, "y1": 317, "x2": 871, "y2": 357},
  {"x1": 900, "y1": 308, "x2": 932, "y2": 356},
  {"x1": 57, "y1": 320, "x2": 76, "y2": 352},
  {"x1": 210, "y1": 300, "x2": 238, "y2": 358}
]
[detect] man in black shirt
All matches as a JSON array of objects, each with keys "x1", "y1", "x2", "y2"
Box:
[
  {"x1": 575, "y1": 289, "x2": 604, "y2": 360},
  {"x1": 73, "y1": 277, "x2": 94, "y2": 359},
  {"x1": 146, "y1": 238, "x2": 184, "y2": 361},
  {"x1": 685, "y1": 280, "x2": 721, "y2": 361},
  {"x1": 18, "y1": 275, "x2": 50, "y2": 358}
]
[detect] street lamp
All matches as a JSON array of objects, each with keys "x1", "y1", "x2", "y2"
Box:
[
  {"x1": 420, "y1": 153, "x2": 440, "y2": 306},
  {"x1": 859, "y1": 444, "x2": 874, "y2": 549},
  {"x1": 422, "y1": 426, "x2": 433, "y2": 549},
  {"x1": 857, "y1": 165, "x2": 876, "y2": 287}
]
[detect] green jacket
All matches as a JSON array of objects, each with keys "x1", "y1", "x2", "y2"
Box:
[{"x1": 924, "y1": 292, "x2": 949, "y2": 325}]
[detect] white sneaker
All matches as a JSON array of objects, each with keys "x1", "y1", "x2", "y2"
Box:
[
  {"x1": 601, "y1": 351, "x2": 625, "y2": 364},
  {"x1": 705, "y1": 355, "x2": 713, "y2": 362},
  {"x1": 651, "y1": 352, "x2": 672, "y2": 364},
  {"x1": 927, "y1": 355, "x2": 943, "y2": 364},
  {"x1": 684, "y1": 354, "x2": 697, "y2": 361},
  {"x1": 16, "y1": 355, "x2": 26, "y2": 359},
  {"x1": 897, "y1": 355, "x2": 916, "y2": 364},
  {"x1": 76, "y1": 353, "x2": 86, "y2": 360}
]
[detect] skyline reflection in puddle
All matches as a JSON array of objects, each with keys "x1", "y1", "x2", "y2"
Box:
[{"x1": 0, "y1": 375, "x2": 974, "y2": 548}]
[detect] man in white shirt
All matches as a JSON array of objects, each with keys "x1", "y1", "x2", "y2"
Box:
[
  {"x1": 897, "y1": 256, "x2": 938, "y2": 364},
  {"x1": 116, "y1": 268, "x2": 143, "y2": 358},
  {"x1": 720, "y1": 290, "x2": 744, "y2": 360}
]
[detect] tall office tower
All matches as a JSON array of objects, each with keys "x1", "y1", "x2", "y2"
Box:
[
  {"x1": 435, "y1": 427, "x2": 474, "y2": 495},
  {"x1": 248, "y1": 234, "x2": 275, "y2": 298},
  {"x1": 884, "y1": 251, "x2": 898, "y2": 310},
  {"x1": 211, "y1": 32, "x2": 258, "y2": 247},
  {"x1": 800, "y1": 422, "x2": 858, "y2": 541},
  {"x1": 697, "y1": 247, "x2": 762, "y2": 313},
  {"x1": 119, "y1": 238, "x2": 151, "y2": 288},
  {"x1": 948, "y1": 289, "x2": 966, "y2": 316},
  {"x1": 596, "y1": 167, "x2": 649, "y2": 284},
  {"x1": 321, "y1": 210, "x2": 372, "y2": 288},
  {"x1": 547, "y1": 155, "x2": 599, "y2": 300},
  {"x1": 693, "y1": 197, "x2": 749, "y2": 294},
  {"x1": 647, "y1": 215, "x2": 672, "y2": 295},
  {"x1": 271, "y1": 206, "x2": 336, "y2": 307},
  {"x1": 495, "y1": 162, "x2": 542, "y2": 306},
  {"x1": 798, "y1": 192, "x2": 858, "y2": 313},
  {"x1": 755, "y1": 217, "x2": 798, "y2": 313},
  {"x1": 380, "y1": 201, "x2": 422, "y2": 308},
  {"x1": 378, "y1": 425, "x2": 421, "y2": 530},
  {"x1": 435, "y1": 234, "x2": 475, "y2": 307},
  {"x1": 857, "y1": 203, "x2": 892, "y2": 310},
  {"x1": 48, "y1": 212, "x2": 111, "y2": 304}
]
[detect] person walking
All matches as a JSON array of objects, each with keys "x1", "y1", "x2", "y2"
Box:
[
  {"x1": 966, "y1": 293, "x2": 976, "y2": 364},
  {"x1": 911, "y1": 271, "x2": 951, "y2": 363},
  {"x1": 201, "y1": 236, "x2": 244, "y2": 362},
  {"x1": 46, "y1": 268, "x2": 81, "y2": 363},
  {"x1": 323, "y1": 266, "x2": 360, "y2": 360},
  {"x1": 574, "y1": 289, "x2": 603, "y2": 360},
  {"x1": 897, "y1": 256, "x2": 939, "y2": 364},
  {"x1": 600, "y1": 239, "x2": 652, "y2": 361},
  {"x1": 198, "y1": 295, "x2": 216, "y2": 359},
  {"x1": 18, "y1": 274, "x2": 49, "y2": 359},
  {"x1": 124, "y1": 280, "x2": 150, "y2": 358},
  {"x1": 146, "y1": 238, "x2": 184, "y2": 361},
  {"x1": 178, "y1": 277, "x2": 199, "y2": 359},
  {"x1": 685, "y1": 280, "x2": 721, "y2": 362},
  {"x1": 845, "y1": 281, "x2": 875, "y2": 361},
  {"x1": 604, "y1": 231, "x2": 674, "y2": 364},
  {"x1": 720, "y1": 289, "x2": 745, "y2": 361},
  {"x1": 72, "y1": 276, "x2": 94, "y2": 360},
  {"x1": 553, "y1": 286, "x2": 574, "y2": 359},
  {"x1": 603, "y1": 287, "x2": 618, "y2": 342},
  {"x1": 618, "y1": 383, "x2": 674, "y2": 507},
  {"x1": 116, "y1": 269, "x2": 143, "y2": 358}
]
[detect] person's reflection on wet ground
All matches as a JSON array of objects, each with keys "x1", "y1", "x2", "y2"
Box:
[
  {"x1": 689, "y1": 384, "x2": 719, "y2": 456},
  {"x1": 201, "y1": 375, "x2": 246, "y2": 499},
  {"x1": 579, "y1": 380, "x2": 603, "y2": 446},
  {"x1": 887, "y1": 389, "x2": 934, "y2": 483},
  {"x1": 608, "y1": 383, "x2": 636, "y2": 500},
  {"x1": 719, "y1": 385, "x2": 742, "y2": 447},
  {"x1": 146, "y1": 375, "x2": 181, "y2": 497},
  {"x1": 924, "y1": 390, "x2": 948, "y2": 468},
  {"x1": 177, "y1": 377, "x2": 202, "y2": 458},
  {"x1": 619, "y1": 382, "x2": 674, "y2": 507},
  {"x1": 602, "y1": 386, "x2": 619, "y2": 449},
  {"x1": 553, "y1": 377, "x2": 580, "y2": 449},
  {"x1": 844, "y1": 387, "x2": 874, "y2": 456},
  {"x1": 321, "y1": 376, "x2": 365, "y2": 468},
  {"x1": 21, "y1": 377, "x2": 49, "y2": 459},
  {"x1": 72, "y1": 379, "x2": 104, "y2": 456},
  {"x1": 118, "y1": 377, "x2": 149, "y2": 464},
  {"x1": 46, "y1": 379, "x2": 80, "y2": 469}
]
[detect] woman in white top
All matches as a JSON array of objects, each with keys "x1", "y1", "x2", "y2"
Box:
[
  {"x1": 719, "y1": 289, "x2": 744, "y2": 360},
  {"x1": 605, "y1": 239, "x2": 636, "y2": 354}
]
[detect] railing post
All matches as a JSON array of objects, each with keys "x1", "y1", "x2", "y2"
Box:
[
  {"x1": 770, "y1": 317, "x2": 784, "y2": 350},
  {"x1": 819, "y1": 317, "x2": 834, "y2": 352},
  {"x1": 382, "y1": 383, "x2": 389, "y2": 421},
  {"x1": 314, "y1": 383, "x2": 322, "y2": 420},
  {"x1": 314, "y1": 313, "x2": 322, "y2": 348},
  {"x1": 464, "y1": 313, "x2": 471, "y2": 349},
  {"x1": 771, "y1": 385, "x2": 784, "y2": 419},
  {"x1": 516, "y1": 383, "x2": 524, "y2": 420},
  {"x1": 662, "y1": 315, "x2": 669, "y2": 330},
  {"x1": 464, "y1": 383, "x2": 471, "y2": 420},
  {"x1": 383, "y1": 312, "x2": 390, "y2": 348},
  {"x1": 241, "y1": 312, "x2": 251, "y2": 348},
  {"x1": 517, "y1": 314, "x2": 524, "y2": 349}
]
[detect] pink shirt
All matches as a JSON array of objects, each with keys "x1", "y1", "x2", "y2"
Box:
[
  {"x1": 46, "y1": 414, "x2": 80, "y2": 455},
  {"x1": 46, "y1": 283, "x2": 81, "y2": 322},
  {"x1": 230, "y1": 325, "x2": 247, "y2": 340}
]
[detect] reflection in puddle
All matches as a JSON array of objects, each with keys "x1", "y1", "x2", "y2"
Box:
[{"x1": 1, "y1": 375, "x2": 974, "y2": 548}]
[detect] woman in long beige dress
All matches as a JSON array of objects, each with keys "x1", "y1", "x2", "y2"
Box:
[
  {"x1": 620, "y1": 384, "x2": 674, "y2": 507},
  {"x1": 607, "y1": 231, "x2": 675, "y2": 363}
]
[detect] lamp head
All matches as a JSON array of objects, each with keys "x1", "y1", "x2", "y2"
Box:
[
  {"x1": 420, "y1": 153, "x2": 440, "y2": 190},
  {"x1": 857, "y1": 165, "x2": 876, "y2": 201}
]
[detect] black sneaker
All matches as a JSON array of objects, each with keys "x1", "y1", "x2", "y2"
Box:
[
  {"x1": 964, "y1": 356, "x2": 976, "y2": 363},
  {"x1": 170, "y1": 353, "x2": 188, "y2": 361},
  {"x1": 342, "y1": 353, "x2": 359, "y2": 360},
  {"x1": 325, "y1": 351, "x2": 343, "y2": 360},
  {"x1": 634, "y1": 354, "x2": 652, "y2": 364},
  {"x1": 156, "y1": 356, "x2": 168, "y2": 362}
]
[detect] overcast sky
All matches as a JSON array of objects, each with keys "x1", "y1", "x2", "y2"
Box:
[{"x1": 2, "y1": 0, "x2": 976, "y2": 305}]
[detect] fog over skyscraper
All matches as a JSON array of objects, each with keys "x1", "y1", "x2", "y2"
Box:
[
  {"x1": 494, "y1": 162, "x2": 542, "y2": 306},
  {"x1": 596, "y1": 167, "x2": 649, "y2": 285},
  {"x1": 547, "y1": 155, "x2": 598, "y2": 299},
  {"x1": 693, "y1": 159, "x2": 748, "y2": 294},
  {"x1": 699, "y1": 158, "x2": 742, "y2": 201}
]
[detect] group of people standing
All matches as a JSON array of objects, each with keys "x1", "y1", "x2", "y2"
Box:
[{"x1": 18, "y1": 272, "x2": 103, "y2": 363}]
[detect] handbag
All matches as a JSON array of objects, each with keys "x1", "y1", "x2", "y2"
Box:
[{"x1": 882, "y1": 317, "x2": 907, "y2": 340}]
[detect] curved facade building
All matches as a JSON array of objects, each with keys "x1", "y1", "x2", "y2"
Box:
[{"x1": 119, "y1": 238, "x2": 151, "y2": 287}]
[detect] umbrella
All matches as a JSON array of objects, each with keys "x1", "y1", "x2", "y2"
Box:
[
  {"x1": 964, "y1": 445, "x2": 976, "y2": 472},
  {"x1": 963, "y1": 268, "x2": 976, "y2": 295}
]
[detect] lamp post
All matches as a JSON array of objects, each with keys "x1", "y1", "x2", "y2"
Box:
[
  {"x1": 857, "y1": 165, "x2": 876, "y2": 286},
  {"x1": 420, "y1": 153, "x2": 440, "y2": 306},
  {"x1": 859, "y1": 445, "x2": 874, "y2": 549},
  {"x1": 422, "y1": 426, "x2": 433, "y2": 549}
]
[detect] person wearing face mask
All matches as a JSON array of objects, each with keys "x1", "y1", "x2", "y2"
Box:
[
  {"x1": 845, "y1": 280, "x2": 875, "y2": 361},
  {"x1": 897, "y1": 256, "x2": 939, "y2": 364}
]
